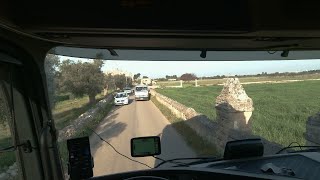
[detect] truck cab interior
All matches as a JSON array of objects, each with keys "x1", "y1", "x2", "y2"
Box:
[{"x1": 1, "y1": 1, "x2": 320, "y2": 179}]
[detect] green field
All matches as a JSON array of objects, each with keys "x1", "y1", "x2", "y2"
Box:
[
  {"x1": 156, "y1": 80, "x2": 320, "y2": 146},
  {"x1": 157, "y1": 73, "x2": 320, "y2": 87}
]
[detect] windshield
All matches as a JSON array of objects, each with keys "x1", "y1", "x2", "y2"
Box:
[
  {"x1": 116, "y1": 93, "x2": 126, "y2": 98},
  {"x1": 136, "y1": 87, "x2": 148, "y2": 91},
  {"x1": 44, "y1": 48, "x2": 320, "y2": 177}
]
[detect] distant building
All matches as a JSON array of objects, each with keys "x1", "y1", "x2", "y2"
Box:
[
  {"x1": 105, "y1": 68, "x2": 133, "y2": 79},
  {"x1": 168, "y1": 78, "x2": 177, "y2": 81}
]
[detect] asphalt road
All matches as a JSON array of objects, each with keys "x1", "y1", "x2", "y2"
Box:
[{"x1": 90, "y1": 96, "x2": 196, "y2": 177}]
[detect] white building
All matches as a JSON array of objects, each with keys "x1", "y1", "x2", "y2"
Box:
[{"x1": 105, "y1": 68, "x2": 133, "y2": 79}]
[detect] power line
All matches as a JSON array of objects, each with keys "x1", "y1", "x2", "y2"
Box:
[{"x1": 91, "y1": 130, "x2": 152, "y2": 169}]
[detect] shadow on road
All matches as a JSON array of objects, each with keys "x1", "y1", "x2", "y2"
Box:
[
  {"x1": 128, "y1": 98, "x2": 134, "y2": 105},
  {"x1": 153, "y1": 122, "x2": 194, "y2": 168},
  {"x1": 90, "y1": 112, "x2": 127, "y2": 156},
  {"x1": 153, "y1": 117, "x2": 220, "y2": 168}
]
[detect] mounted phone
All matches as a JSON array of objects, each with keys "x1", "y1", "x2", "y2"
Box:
[
  {"x1": 131, "y1": 136, "x2": 161, "y2": 157},
  {"x1": 67, "y1": 136, "x2": 94, "y2": 180}
]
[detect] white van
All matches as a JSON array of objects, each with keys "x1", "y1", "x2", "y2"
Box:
[{"x1": 134, "y1": 85, "x2": 150, "y2": 101}]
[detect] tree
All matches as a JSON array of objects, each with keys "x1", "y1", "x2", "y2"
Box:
[
  {"x1": 133, "y1": 73, "x2": 141, "y2": 80},
  {"x1": 0, "y1": 89, "x2": 11, "y2": 126},
  {"x1": 114, "y1": 74, "x2": 127, "y2": 89},
  {"x1": 142, "y1": 76, "x2": 148, "y2": 78},
  {"x1": 44, "y1": 53, "x2": 60, "y2": 109},
  {"x1": 165, "y1": 75, "x2": 178, "y2": 79},
  {"x1": 104, "y1": 74, "x2": 130, "y2": 90},
  {"x1": 59, "y1": 56, "x2": 105, "y2": 104},
  {"x1": 180, "y1": 73, "x2": 197, "y2": 81},
  {"x1": 104, "y1": 73, "x2": 116, "y2": 90}
]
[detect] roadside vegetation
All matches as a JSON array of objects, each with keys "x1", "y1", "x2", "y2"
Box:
[
  {"x1": 156, "y1": 80, "x2": 320, "y2": 147},
  {"x1": 0, "y1": 125, "x2": 16, "y2": 173},
  {"x1": 0, "y1": 90, "x2": 15, "y2": 173},
  {"x1": 57, "y1": 98, "x2": 114, "y2": 172},
  {"x1": 53, "y1": 93, "x2": 105, "y2": 129},
  {"x1": 151, "y1": 96, "x2": 219, "y2": 156}
]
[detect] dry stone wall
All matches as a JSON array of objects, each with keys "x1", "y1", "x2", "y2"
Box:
[{"x1": 58, "y1": 93, "x2": 114, "y2": 141}]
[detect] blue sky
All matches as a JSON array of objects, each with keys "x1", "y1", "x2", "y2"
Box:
[{"x1": 59, "y1": 56, "x2": 320, "y2": 78}]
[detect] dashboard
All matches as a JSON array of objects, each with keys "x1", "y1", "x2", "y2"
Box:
[
  {"x1": 199, "y1": 152, "x2": 320, "y2": 180},
  {"x1": 90, "y1": 153, "x2": 320, "y2": 180},
  {"x1": 90, "y1": 168, "x2": 298, "y2": 180}
]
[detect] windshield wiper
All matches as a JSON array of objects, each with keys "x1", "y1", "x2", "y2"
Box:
[{"x1": 154, "y1": 156, "x2": 222, "y2": 168}]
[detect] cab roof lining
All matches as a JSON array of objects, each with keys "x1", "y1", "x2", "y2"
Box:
[{"x1": 2, "y1": 1, "x2": 320, "y2": 50}]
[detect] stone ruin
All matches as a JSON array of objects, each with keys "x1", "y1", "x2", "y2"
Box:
[{"x1": 215, "y1": 78, "x2": 254, "y2": 132}]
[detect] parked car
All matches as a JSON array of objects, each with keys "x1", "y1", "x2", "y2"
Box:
[
  {"x1": 134, "y1": 85, "x2": 150, "y2": 101},
  {"x1": 114, "y1": 92, "x2": 129, "y2": 105},
  {"x1": 123, "y1": 87, "x2": 133, "y2": 94}
]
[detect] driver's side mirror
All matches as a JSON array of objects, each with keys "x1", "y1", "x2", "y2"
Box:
[{"x1": 131, "y1": 136, "x2": 161, "y2": 157}]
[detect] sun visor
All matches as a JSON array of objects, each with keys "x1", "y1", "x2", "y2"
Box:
[{"x1": 52, "y1": 47, "x2": 320, "y2": 61}]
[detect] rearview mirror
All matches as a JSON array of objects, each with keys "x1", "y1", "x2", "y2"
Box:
[
  {"x1": 131, "y1": 136, "x2": 161, "y2": 157},
  {"x1": 224, "y1": 138, "x2": 263, "y2": 160}
]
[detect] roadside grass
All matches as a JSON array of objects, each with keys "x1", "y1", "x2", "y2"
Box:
[
  {"x1": 57, "y1": 100, "x2": 114, "y2": 174},
  {"x1": 157, "y1": 81, "x2": 181, "y2": 87},
  {"x1": 151, "y1": 96, "x2": 219, "y2": 156},
  {"x1": 53, "y1": 93, "x2": 104, "y2": 130},
  {"x1": 0, "y1": 125, "x2": 16, "y2": 173},
  {"x1": 156, "y1": 80, "x2": 320, "y2": 146}
]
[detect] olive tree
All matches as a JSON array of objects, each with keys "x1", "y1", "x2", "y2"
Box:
[
  {"x1": 59, "y1": 58, "x2": 105, "y2": 104},
  {"x1": 44, "y1": 53, "x2": 60, "y2": 109}
]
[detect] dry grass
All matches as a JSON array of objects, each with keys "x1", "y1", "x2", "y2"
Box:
[
  {"x1": 53, "y1": 93, "x2": 104, "y2": 130},
  {"x1": 157, "y1": 73, "x2": 320, "y2": 87}
]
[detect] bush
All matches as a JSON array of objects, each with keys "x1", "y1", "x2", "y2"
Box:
[{"x1": 54, "y1": 94, "x2": 70, "y2": 102}]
